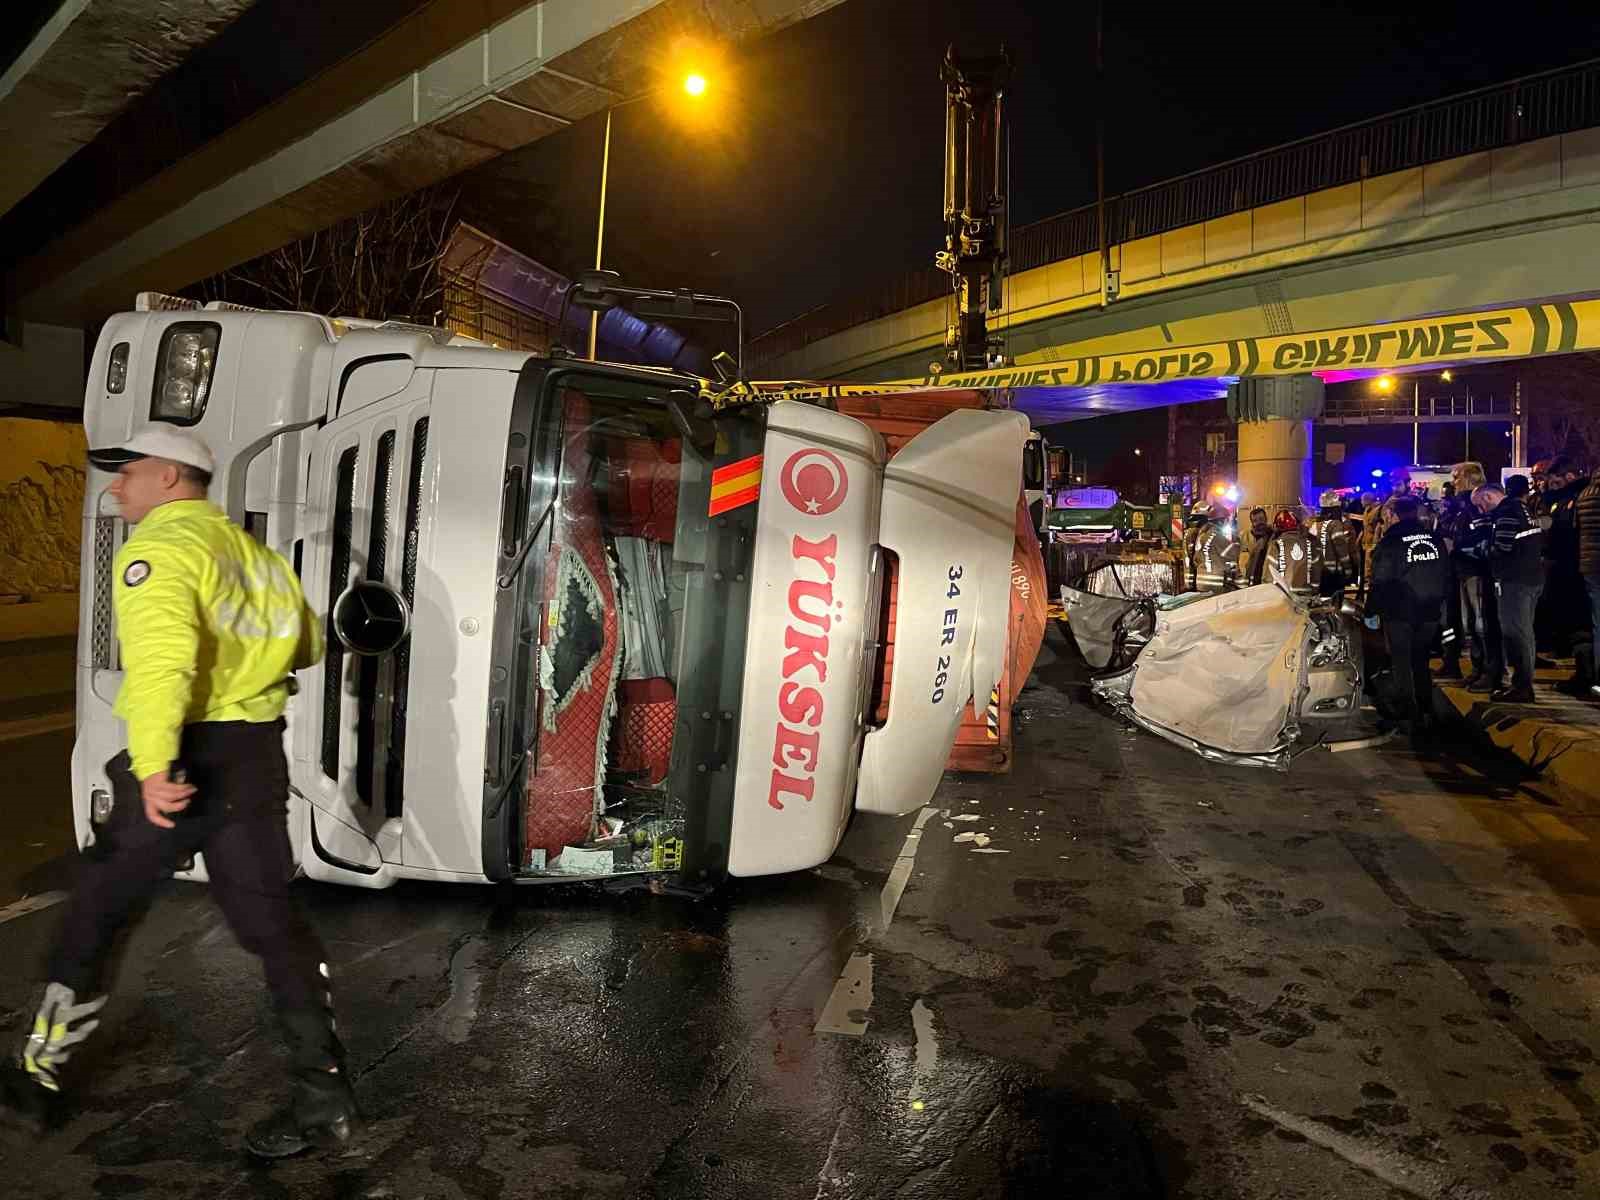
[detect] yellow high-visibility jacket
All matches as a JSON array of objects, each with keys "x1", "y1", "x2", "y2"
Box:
[{"x1": 112, "y1": 499, "x2": 321, "y2": 779}]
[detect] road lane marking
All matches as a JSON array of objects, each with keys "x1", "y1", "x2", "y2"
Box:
[
  {"x1": 879, "y1": 805, "x2": 940, "y2": 930},
  {"x1": 815, "y1": 952, "x2": 873, "y2": 1036},
  {"x1": 0, "y1": 890, "x2": 68, "y2": 926},
  {"x1": 817, "y1": 806, "x2": 940, "y2": 1038},
  {"x1": 1241, "y1": 1094, "x2": 1491, "y2": 1200}
]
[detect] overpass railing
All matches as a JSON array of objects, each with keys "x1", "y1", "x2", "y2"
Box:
[{"x1": 750, "y1": 57, "x2": 1600, "y2": 367}]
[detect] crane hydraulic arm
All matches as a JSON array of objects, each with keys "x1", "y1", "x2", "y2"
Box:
[{"x1": 937, "y1": 45, "x2": 1011, "y2": 373}]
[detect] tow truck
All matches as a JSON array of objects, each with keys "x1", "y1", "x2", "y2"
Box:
[{"x1": 70, "y1": 292, "x2": 1027, "y2": 890}]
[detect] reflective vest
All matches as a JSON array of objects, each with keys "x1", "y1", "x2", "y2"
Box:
[{"x1": 112, "y1": 500, "x2": 321, "y2": 779}]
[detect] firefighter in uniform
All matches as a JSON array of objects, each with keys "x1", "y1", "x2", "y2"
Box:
[
  {"x1": 1309, "y1": 491, "x2": 1355, "y2": 599},
  {"x1": 1367, "y1": 495, "x2": 1450, "y2": 735},
  {"x1": 1265, "y1": 509, "x2": 1323, "y2": 595},
  {"x1": 1189, "y1": 503, "x2": 1241, "y2": 592},
  {"x1": 1, "y1": 428, "x2": 358, "y2": 1159}
]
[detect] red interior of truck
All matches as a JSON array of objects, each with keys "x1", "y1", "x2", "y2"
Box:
[{"x1": 522, "y1": 393, "x2": 683, "y2": 867}]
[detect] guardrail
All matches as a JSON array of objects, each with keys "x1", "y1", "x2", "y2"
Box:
[
  {"x1": 750, "y1": 57, "x2": 1600, "y2": 367},
  {"x1": 1322, "y1": 392, "x2": 1517, "y2": 423}
]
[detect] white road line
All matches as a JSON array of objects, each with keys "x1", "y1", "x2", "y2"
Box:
[
  {"x1": 1240, "y1": 1094, "x2": 1491, "y2": 1200},
  {"x1": 817, "y1": 806, "x2": 941, "y2": 1039},
  {"x1": 878, "y1": 805, "x2": 940, "y2": 931},
  {"x1": 0, "y1": 890, "x2": 68, "y2": 926},
  {"x1": 815, "y1": 952, "x2": 874, "y2": 1036}
]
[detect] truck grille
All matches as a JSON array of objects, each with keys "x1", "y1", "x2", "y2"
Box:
[
  {"x1": 89, "y1": 516, "x2": 121, "y2": 669},
  {"x1": 321, "y1": 446, "x2": 358, "y2": 779},
  {"x1": 388, "y1": 417, "x2": 428, "y2": 819},
  {"x1": 355, "y1": 431, "x2": 396, "y2": 807}
]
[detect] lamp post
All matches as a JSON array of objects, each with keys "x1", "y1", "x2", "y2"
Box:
[{"x1": 587, "y1": 72, "x2": 709, "y2": 360}]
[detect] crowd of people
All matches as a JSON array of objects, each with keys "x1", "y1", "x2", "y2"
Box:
[{"x1": 1181, "y1": 457, "x2": 1600, "y2": 733}]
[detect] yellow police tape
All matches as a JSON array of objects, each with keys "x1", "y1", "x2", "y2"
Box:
[{"x1": 707, "y1": 297, "x2": 1600, "y2": 408}]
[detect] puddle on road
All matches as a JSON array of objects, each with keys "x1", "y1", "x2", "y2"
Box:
[{"x1": 440, "y1": 937, "x2": 486, "y2": 1045}]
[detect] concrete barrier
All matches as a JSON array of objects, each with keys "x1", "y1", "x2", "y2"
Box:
[{"x1": 1437, "y1": 672, "x2": 1600, "y2": 812}]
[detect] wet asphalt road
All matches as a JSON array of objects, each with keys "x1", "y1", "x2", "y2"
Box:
[{"x1": 4, "y1": 626, "x2": 1600, "y2": 1198}]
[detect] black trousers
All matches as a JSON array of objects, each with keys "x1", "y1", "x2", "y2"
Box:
[
  {"x1": 1462, "y1": 576, "x2": 1503, "y2": 683},
  {"x1": 50, "y1": 720, "x2": 327, "y2": 1014},
  {"x1": 1384, "y1": 620, "x2": 1439, "y2": 724},
  {"x1": 1440, "y1": 573, "x2": 1464, "y2": 669}
]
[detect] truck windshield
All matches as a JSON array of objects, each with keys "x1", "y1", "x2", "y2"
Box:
[{"x1": 488, "y1": 366, "x2": 762, "y2": 882}]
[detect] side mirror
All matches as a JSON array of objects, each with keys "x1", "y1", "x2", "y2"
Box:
[
  {"x1": 667, "y1": 388, "x2": 717, "y2": 455},
  {"x1": 332, "y1": 579, "x2": 411, "y2": 656},
  {"x1": 571, "y1": 269, "x2": 623, "y2": 312}
]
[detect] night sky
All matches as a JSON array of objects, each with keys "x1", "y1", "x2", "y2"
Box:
[{"x1": 458, "y1": 0, "x2": 1600, "y2": 335}]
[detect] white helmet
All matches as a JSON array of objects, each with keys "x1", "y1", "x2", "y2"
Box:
[{"x1": 1190, "y1": 501, "x2": 1214, "y2": 518}]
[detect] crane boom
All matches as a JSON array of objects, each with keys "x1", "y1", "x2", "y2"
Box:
[{"x1": 937, "y1": 45, "x2": 1011, "y2": 373}]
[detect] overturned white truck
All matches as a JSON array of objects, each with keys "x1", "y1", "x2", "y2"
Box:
[{"x1": 72, "y1": 299, "x2": 1026, "y2": 889}]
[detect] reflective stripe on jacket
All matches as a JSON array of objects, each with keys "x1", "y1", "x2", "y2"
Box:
[
  {"x1": 1310, "y1": 515, "x2": 1354, "y2": 576},
  {"x1": 1487, "y1": 497, "x2": 1544, "y2": 587},
  {"x1": 1192, "y1": 526, "x2": 1240, "y2": 590},
  {"x1": 1267, "y1": 530, "x2": 1322, "y2": 592},
  {"x1": 112, "y1": 499, "x2": 321, "y2": 779}
]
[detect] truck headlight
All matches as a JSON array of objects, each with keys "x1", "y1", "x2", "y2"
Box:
[
  {"x1": 106, "y1": 342, "x2": 129, "y2": 394},
  {"x1": 90, "y1": 788, "x2": 114, "y2": 824},
  {"x1": 151, "y1": 322, "x2": 220, "y2": 424}
]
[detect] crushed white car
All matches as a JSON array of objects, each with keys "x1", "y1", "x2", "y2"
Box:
[{"x1": 1060, "y1": 577, "x2": 1364, "y2": 769}]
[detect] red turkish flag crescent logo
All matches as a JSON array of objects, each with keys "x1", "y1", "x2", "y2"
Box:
[{"x1": 780, "y1": 448, "x2": 848, "y2": 517}]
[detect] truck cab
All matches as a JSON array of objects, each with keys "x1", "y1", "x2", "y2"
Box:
[{"x1": 72, "y1": 300, "x2": 1027, "y2": 889}]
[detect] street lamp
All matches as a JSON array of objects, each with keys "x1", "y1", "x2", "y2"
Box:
[{"x1": 588, "y1": 71, "x2": 710, "y2": 359}]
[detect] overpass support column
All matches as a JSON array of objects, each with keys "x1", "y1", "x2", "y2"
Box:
[{"x1": 1227, "y1": 375, "x2": 1325, "y2": 511}]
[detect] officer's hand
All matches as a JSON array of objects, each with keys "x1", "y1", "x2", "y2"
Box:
[{"x1": 140, "y1": 774, "x2": 196, "y2": 829}]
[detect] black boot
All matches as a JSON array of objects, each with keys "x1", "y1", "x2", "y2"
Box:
[
  {"x1": 0, "y1": 1062, "x2": 60, "y2": 1134},
  {"x1": 0, "y1": 983, "x2": 106, "y2": 1133},
  {"x1": 245, "y1": 1009, "x2": 360, "y2": 1160}
]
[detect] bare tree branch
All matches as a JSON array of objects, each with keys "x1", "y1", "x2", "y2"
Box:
[{"x1": 186, "y1": 185, "x2": 461, "y2": 323}]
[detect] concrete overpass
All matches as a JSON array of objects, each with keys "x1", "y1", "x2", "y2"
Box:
[
  {"x1": 0, "y1": 0, "x2": 843, "y2": 410},
  {"x1": 749, "y1": 59, "x2": 1600, "y2": 427}
]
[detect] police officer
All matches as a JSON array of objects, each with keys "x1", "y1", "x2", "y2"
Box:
[
  {"x1": 1265, "y1": 508, "x2": 1323, "y2": 595},
  {"x1": 1, "y1": 428, "x2": 358, "y2": 1159},
  {"x1": 1367, "y1": 496, "x2": 1450, "y2": 734},
  {"x1": 1309, "y1": 491, "x2": 1355, "y2": 598}
]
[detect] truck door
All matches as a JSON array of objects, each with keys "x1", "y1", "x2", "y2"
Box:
[
  {"x1": 295, "y1": 374, "x2": 432, "y2": 879},
  {"x1": 855, "y1": 409, "x2": 1029, "y2": 816}
]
